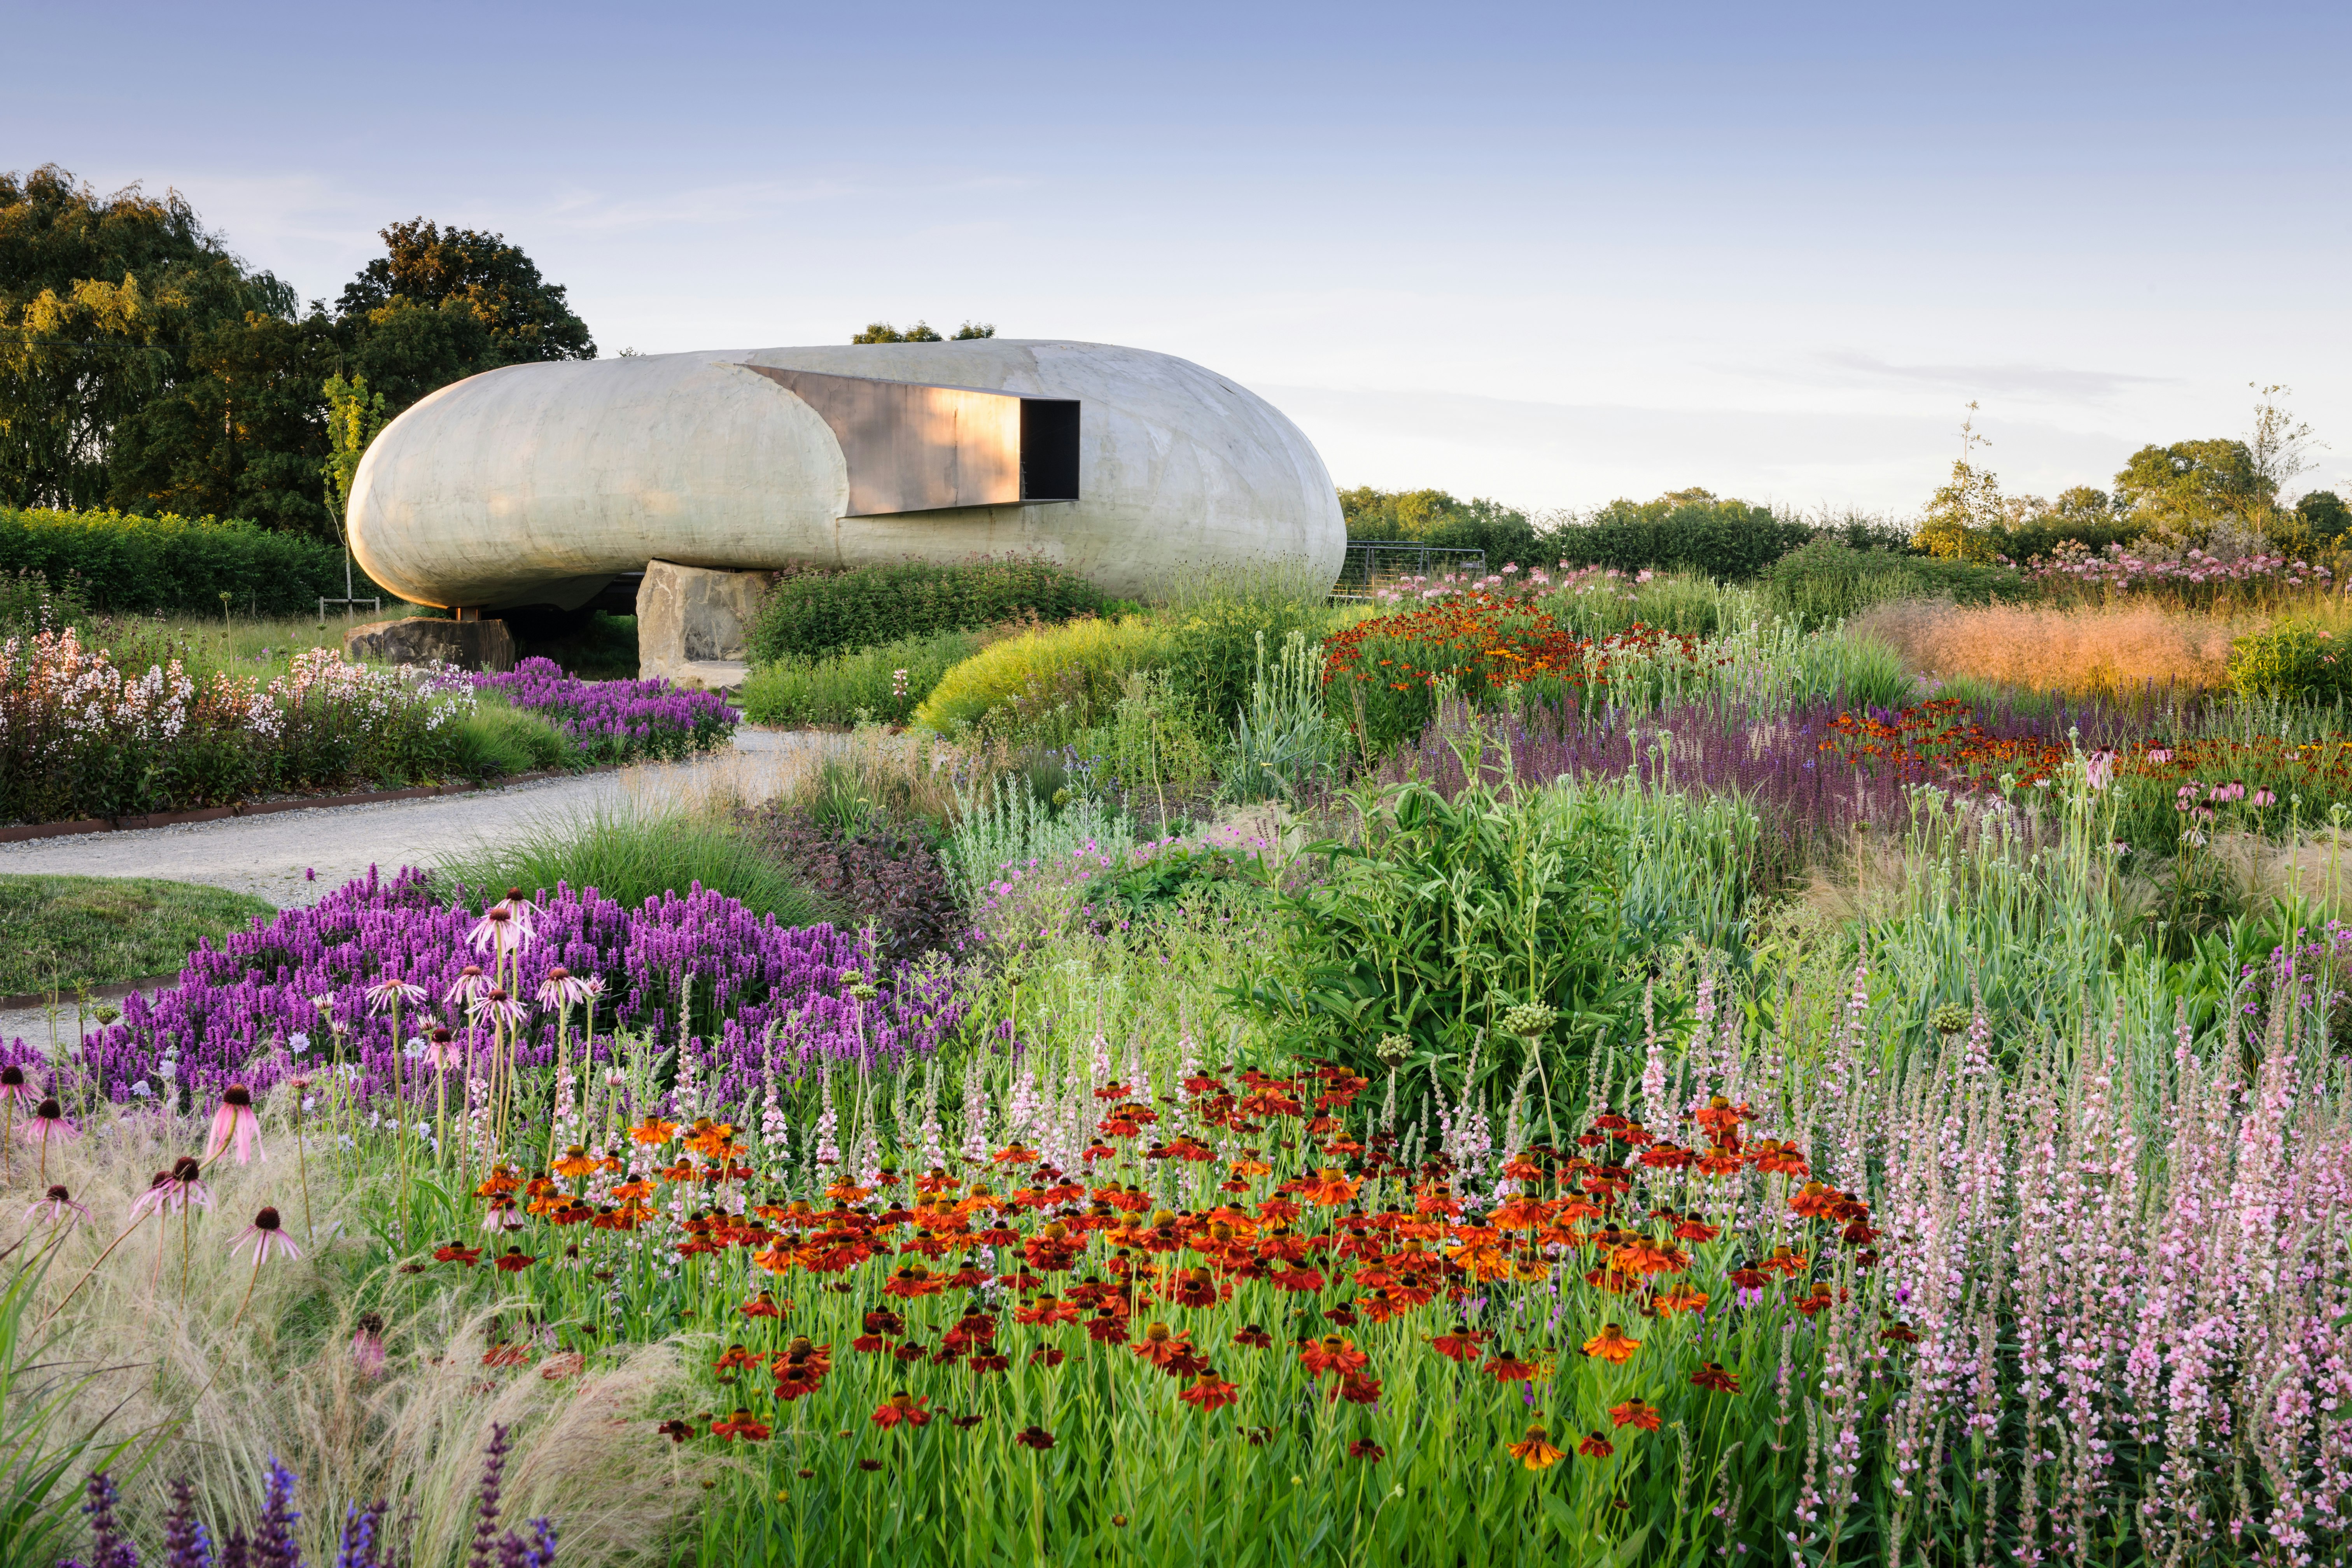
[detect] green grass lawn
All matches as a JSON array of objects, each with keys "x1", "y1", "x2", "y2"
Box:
[{"x1": 0, "y1": 873, "x2": 273, "y2": 996}]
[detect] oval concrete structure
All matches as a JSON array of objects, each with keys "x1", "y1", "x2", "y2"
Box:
[{"x1": 346, "y1": 340, "x2": 1344, "y2": 609}]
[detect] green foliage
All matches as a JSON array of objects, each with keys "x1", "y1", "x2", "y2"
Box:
[
  {"x1": 1160, "y1": 574, "x2": 1343, "y2": 730},
  {"x1": 1762, "y1": 540, "x2": 2032, "y2": 629},
  {"x1": 2114, "y1": 437, "x2": 2266, "y2": 537},
  {"x1": 320, "y1": 371, "x2": 387, "y2": 528},
  {"x1": 1339, "y1": 486, "x2": 1540, "y2": 562},
  {"x1": 1, "y1": 169, "x2": 593, "y2": 539},
  {"x1": 335, "y1": 219, "x2": 594, "y2": 394},
  {"x1": 737, "y1": 628, "x2": 982, "y2": 728},
  {"x1": 1069, "y1": 668, "x2": 1219, "y2": 807},
  {"x1": 1224, "y1": 629, "x2": 1348, "y2": 803},
  {"x1": 443, "y1": 700, "x2": 578, "y2": 782},
  {"x1": 1540, "y1": 570, "x2": 1737, "y2": 639},
  {"x1": 0, "y1": 507, "x2": 392, "y2": 614},
  {"x1": 2226, "y1": 622, "x2": 2352, "y2": 703},
  {"x1": 0, "y1": 1252, "x2": 163, "y2": 1568},
  {"x1": 913, "y1": 617, "x2": 1168, "y2": 739},
  {"x1": 850, "y1": 321, "x2": 995, "y2": 343},
  {"x1": 439, "y1": 805, "x2": 823, "y2": 924},
  {"x1": 0, "y1": 872, "x2": 273, "y2": 994},
  {"x1": 2298, "y1": 489, "x2": 2348, "y2": 539},
  {"x1": 1236, "y1": 766, "x2": 1642, "y2": 1132},
  {"x1": 1084, "y1": 842, "x2": 1260, "y2": 923},
  {"x1": 747, "y1": 558, "x2": 1104, "y2": 663},
  {"x1": 1550, "y1": 489, "x2": 1814, "y2": 580}
]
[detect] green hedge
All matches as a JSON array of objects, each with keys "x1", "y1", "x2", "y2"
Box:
[
  {"x1": 0, "y1": 506, "x2": 391, "y2": 615},
  {"x1": 746, "y1": 558, "x2": 1105, "y2": 663},
  {"x1": 1548, "y1": 497, "x2": 1816, "y2": 580},
  {"x1": 1762, "y1": 541, "x2": 2034, "y2": 629}
]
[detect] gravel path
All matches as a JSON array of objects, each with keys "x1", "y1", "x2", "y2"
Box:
[{"x1": 0, "y1": 727, "x2": 831, "y2": 1047}]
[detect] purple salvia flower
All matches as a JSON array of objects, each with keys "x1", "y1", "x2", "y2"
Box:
[
  {"x1": 252, "y1": 1459, "x2": 300, "y2": 1568},
  {"x1": 468, "y1": 1423, "x2": 511, "y2": 1568},
  {"x1": 165, "y1": 1475, "x2": 212, "y2": 1568}
]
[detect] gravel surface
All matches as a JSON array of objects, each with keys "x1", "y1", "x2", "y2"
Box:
[{"x1": 0, "y1": 726, "x2": 831, "y2": 1048}]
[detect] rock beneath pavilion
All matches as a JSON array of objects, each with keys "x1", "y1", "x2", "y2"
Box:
[
  {"x1": 635, "y1": 560, "x2": 769, "y2": 685},
  {"x1": 342, "y1": 616, "x2": 516, "y2": 672}
]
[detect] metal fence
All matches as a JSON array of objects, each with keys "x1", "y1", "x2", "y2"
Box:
[{"x1": 1330, "y1": 541, "x2": 1488, "y2": 600}]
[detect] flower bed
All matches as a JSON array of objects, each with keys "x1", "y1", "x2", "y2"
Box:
[
  {"x1": 21, "y1": 866, "x2": 963, "y2": 1113},
  {"x1": 471, "y1": 656, "x2": 735, "y2": 762},
  {"x1": 0, "y1": 635, "x2": 469, "y2": 824},
  {"x1": 1324, "y1": 592, "x2": 1710, "y2": 752}
]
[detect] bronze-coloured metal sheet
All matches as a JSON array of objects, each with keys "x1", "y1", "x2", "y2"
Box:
[{"x1": 742, "y1": 366, "x2": 1075, "y2": 516}]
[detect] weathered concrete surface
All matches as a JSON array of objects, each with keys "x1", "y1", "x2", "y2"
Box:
[
  {"x1": 343, "y1": 616, "x2": 516, "y2": 671},
  {"x1": 635, "y1": 560, "x2": 768, "y2": 683},
  {"x1": 346, "y1": 340, "x2": 1346, "y2": 609}
]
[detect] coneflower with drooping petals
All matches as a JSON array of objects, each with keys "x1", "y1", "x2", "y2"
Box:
[
  {"x1": 21, "y1": 1096, "x2": 78, "y2": 1148},
  {"x1": 206, "y1": 1087, "x2": 265, "y2": 1164},
  {"x1": 232, "y1": 1207, "x2": 302, "y2": 1265},
  {"x1": 23, "y1": 1183, "x2": 90, "y2": 1227},
  {"x1": 133, "y1": 1155, "x2": 217, "y2": 1223},
  {"x1": 364, "y1": 976, "x2": 427, "y2": 1013},
  {"x1": 0, "y1": 1063, "x2": 35, "y2": 1111}
]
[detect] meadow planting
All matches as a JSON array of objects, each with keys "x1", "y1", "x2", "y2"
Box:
[{"x1": 10, "y1": 543, "x2": 2352, "y2": 1568}]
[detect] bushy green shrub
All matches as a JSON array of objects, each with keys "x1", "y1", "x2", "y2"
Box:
[
  {"x1": 443, "y1": 702, "x2": 579, "y2": 782},
  {"x1": 746, "y1": 557, "x2": 1104, "y2": 662},
  {"x1": 0, "y1": 506, "x2": 394, "y2": 614},
  {"x1": 1763, "y1": 541, "x2": 2033, "y2": 629},
  {"x1": 912, "y1": 617, "x2": 1167, "y2": 737},
  {"x1": 1161, "y1": 575, "x2": 1346, "y2": 728},
  {"x1": 2227, "y1": 622, "x2": 2352, "y2": 703},
  {"x1": 1549, "y1": 493, "x2": 1815, "y2": 580},
  {"x1": 738, "y1": 629, "x2": 982, "y2": 728}
]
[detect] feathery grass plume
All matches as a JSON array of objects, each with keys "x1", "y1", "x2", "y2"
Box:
[{"x1": 1852, "y1": 599, "x2": 2240, "y2": 695}]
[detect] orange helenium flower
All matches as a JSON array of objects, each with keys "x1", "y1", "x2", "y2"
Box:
[
  {"x1": 1507, "y1": 1424, "x2": 1565, "y2": 1470},
  {"x1": 1583, "y1": 1324, "x2": 1642, "y2": 1364}
]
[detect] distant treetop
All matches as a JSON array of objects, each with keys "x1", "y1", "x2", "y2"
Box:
[{"x1": 852, "y1": 320, "x2": 995, "y2": 343}]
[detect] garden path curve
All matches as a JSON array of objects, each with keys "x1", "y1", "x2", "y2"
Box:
[{"x1": 0, "y1": 726, "x2": 827, "y2": 1048}]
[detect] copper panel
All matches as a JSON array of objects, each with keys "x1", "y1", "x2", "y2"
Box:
[{"x1": 744, "y1": 366, "x2": 1067, "y2": 516}]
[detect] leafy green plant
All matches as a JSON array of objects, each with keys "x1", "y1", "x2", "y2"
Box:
[
  {"x1": 1762, "y1": 540, "x2": 2034, "y2": 629},
  {"x1": 1549, "y1": 492, "x2": 1813, "y2": 579},
  {"x1": 747, "y1": 558, "x2": 1103, "y2": 663},
  {"x1": 2226, "y1": 621, "x2": 2352, "y2": 702},
  {"x1": 1236, "y1": 751, "x2": 1641, "y2": 1129},
  {"x1": 1223, "y1": 629, "x2": 1346, "y2": 803},
  {"x1": 913, "y1": 618, "x2": 1167, "y2": 737},
  {"x1": 738, "y1": 628, "x2": 982, "y2": 728}
]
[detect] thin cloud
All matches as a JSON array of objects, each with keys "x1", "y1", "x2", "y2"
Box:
[{"x1": 1813, "y1": 350, "x2": 2171, "y2": 402}]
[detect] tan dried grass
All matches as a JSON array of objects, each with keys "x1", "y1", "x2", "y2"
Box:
[
  {"x1": 9, "y1": 1115, "x2": 717, "y2": 1567},
  {"x1": 1850, "y1": 600, "x2": 2240, "y2": 695}
]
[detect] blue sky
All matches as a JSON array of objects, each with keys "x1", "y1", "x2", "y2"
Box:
[{"x1": 14, "y1": 1, "x2": 2349, "y2": 516}]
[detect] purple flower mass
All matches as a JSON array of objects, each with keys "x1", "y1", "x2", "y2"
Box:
[
  {"x1": 9, "y1": 868, "x2": 963, "y2": 1113},
  {"x1": 472, "y1": 658, "x2": 737, "y2": 762}
]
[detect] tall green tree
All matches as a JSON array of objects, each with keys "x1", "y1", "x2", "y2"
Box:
[
  {"x1": 0, "y1": 172, "x2": 597, "y2": 539},
  {"x1": 337, "y1": 219, "x2": 594, "y2": 418}
]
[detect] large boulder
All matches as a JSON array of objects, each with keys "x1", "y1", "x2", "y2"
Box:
[
  {"x1": 637, "y1": 560, "x2": 768, "y2": 686},
  {"x1": 343, "y1": 616, "x2": 516, "y2": 672}
]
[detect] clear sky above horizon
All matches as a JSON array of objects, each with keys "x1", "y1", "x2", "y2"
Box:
[{"x1": 14, "y1": 1, "x2": 2349, "y2": 519}]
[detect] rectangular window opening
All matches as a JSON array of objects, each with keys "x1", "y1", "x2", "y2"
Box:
[{"x1": 1019, "y1": 399, "x2": 1080, "y2": 502}]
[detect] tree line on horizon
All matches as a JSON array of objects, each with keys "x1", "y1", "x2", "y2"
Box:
[{"x1": 0, "y1": 164, "x2": 594, "y2": 539}]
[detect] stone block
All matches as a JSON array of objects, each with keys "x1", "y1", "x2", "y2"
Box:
[
  {"x1": 343, "y1": 616, "x2": 515, "y2": 672},
  {"x1": 637, "y1": 560, "x2": 770, "y2": 684}
]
